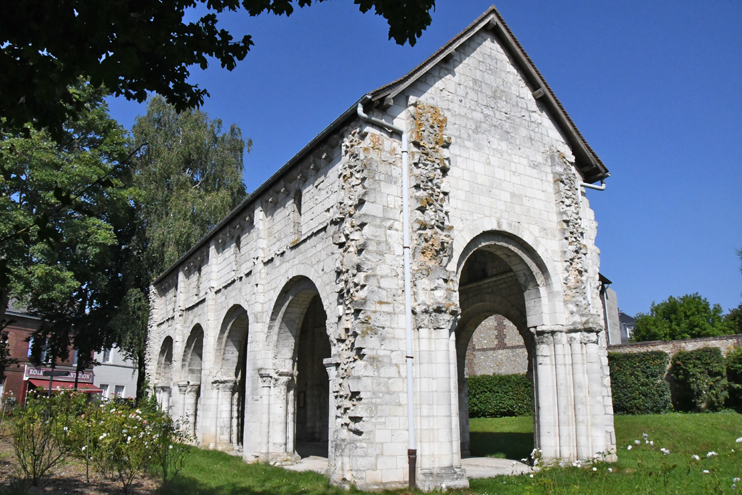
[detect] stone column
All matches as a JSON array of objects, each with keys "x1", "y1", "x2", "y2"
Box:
[
  {"x1": 323, "y1": 357, "x2": 339, "y2": 467},
  {"x1": 214, "y1": 378, "x2": 236, "y2": 450},
  {"x1": 270, "y1": 371, "x2": 295, "y2": 463},
  {"x1": 185, "y1": 383, "x2": 201, "y2": 439},
  {"x1": 177, "y1": 382, "x2": 189, "y2": 427},
  {"x1": 258, "y1": 369, "x2": 273, "y2": 461}
]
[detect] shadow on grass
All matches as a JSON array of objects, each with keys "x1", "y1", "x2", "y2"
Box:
[{"x1": 469, "y1": 432, "x2": 533, "y2": 460}]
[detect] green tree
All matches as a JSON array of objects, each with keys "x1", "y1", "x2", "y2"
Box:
[
  {"x1": 0, "y1": 83, "x2": 137, "y2": 364},
  {"x1": 1, "y1": 0, "x2": 435, "y2": 138},
  {"x1": 632, "y1": 293, "x2": 736, "y2": 342},
  {"x1": 114, "y1": 96, "x2": 249, "y2": 396},
  {"x1": 726, "y1": 304, "x2": 742, "y2": 335}
]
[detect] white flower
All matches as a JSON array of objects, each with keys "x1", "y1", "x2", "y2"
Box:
[
  {"x1": 736, "y1": 437, "x2": 742, "y2": 443},
  {"x1": 627, "y1": 445, "x2": 632, "y2": 450},
  {"x1": 529, "y1": 474, "x2": 533, "y2": 478},
  {"x1": 608, "y1": 468, "x2": 613, "y2": 473},
  {"x1": 707, "y1": 452, "x2": 719, "y2": 458},
  {"x1": 99, "y1": 433, "x2": 107, "y2": 440},
  {"x1": 650, "y1": 441, "x2": 654, "y2": 446},
  {"x1": 692, "y1": 455, "x2": 701, "y2": 461},
  {"x1": 169, "y1": 445, "x2": 173, "y2": 449},
  {"x1": 635, "y1": 440, "x2": 640, "y2": 445},
  {"x1": 592, "y1": 467, "x2": 597, "y2": 471},
  {"x1": 734, "y1": 478, "x2": 740, "y2": 483},
  {"x1": 704, "y1": 470, "x2": 710, "y2": 474}
]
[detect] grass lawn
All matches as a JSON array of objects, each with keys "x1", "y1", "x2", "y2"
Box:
[
  {"x1": 470, "y1": 412, "x2": 742, "y2": 494},
  {"x1": 145, "y1": 413, "x2": 742, "y2": 494}
]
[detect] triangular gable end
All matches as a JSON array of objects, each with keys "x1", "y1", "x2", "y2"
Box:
[{"x1": 367, "y1": 5, "x2": 609, "y2": 184}]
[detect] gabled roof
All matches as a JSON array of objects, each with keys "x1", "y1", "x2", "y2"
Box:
[
  {"x1": 152, "y1": 5, "x2": 609, "y2": 285},
  {"x1": 368, "y1": 5, "x2": 609, "y2": 183}
]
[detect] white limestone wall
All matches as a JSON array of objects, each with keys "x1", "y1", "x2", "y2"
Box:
[
  {"x1": 379, "y1": 28, "x2": 615, "y2": 462},
  {"x1": 145, "y1": 22, "x2": 617, "y2": 492}
]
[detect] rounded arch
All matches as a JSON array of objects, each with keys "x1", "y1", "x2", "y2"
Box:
[
  {"x1": 453, "y1": 219, "x2": 563, "y2": 327},
  {"x1": 182, "y1": 325, "x2": 204, "y2": 383},
  {"x1": 264, "y1": 264, "x2": 335, "y2": 334},
  {"x1": 155, "y1": 336, "x2": 174, "y2": 385},
  {"x1": 267, "y1": 276, "x2": 325, "y2": 371},
  {"x1": 457, "y1": 229, "x2": 558, "y2": 329},
  {"x1": 216, "y1": 305, "x2": 249, "y2": 379}
]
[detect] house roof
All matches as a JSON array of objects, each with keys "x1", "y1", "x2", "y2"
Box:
[{"x1": 153, "y1": 5, "x2": 609, "y2": 285}]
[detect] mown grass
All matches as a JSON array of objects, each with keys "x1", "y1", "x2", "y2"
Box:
[
  {"x1": 471, "y1": 411, "x2": 742, "y2": 494},
  {"x1": 160, "y1": 413, "x2": 742, "y2": 495}
]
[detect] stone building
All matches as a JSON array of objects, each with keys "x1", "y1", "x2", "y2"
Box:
[{"x1": 146, "y1": 6, "x2": 616, "y2": 490}]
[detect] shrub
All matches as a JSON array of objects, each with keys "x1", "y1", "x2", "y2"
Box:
[
  {"x1": 10, "y1": 390, "x2": 87, "y2": 485},
  {"x1": 726, "y1": 346, "x2": 742, "y2": 409},
  {"x1": 670, "y1": 347, "x2": 728, "y2": 412},
  {"x1": 608, "y1": 351, "x2": 671, "y2": 415},
  {"x1": 467, "y1": 374, "x2": 532, "y2": 418},
  {"x1": 83, "y1": 398, "x2": 192, "y2": 494}
]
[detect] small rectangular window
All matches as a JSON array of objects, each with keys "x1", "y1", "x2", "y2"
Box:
[
  {"x1": 114, "y1": 385, "x2": 125, "y2": 398},
  {"x1": 102, "y1": 348, "x2": 112, "y2": 363},
  {"x1": 100, "y1": 384, "x2": 109, "y2": 398}
]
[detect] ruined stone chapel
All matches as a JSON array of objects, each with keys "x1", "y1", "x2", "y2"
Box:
[{"x1": 146, "y1": 6, "x2": 616, "y2": 491}]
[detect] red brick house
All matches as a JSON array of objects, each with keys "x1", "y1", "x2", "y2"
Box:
[{"x1": 2, "y1": 304, "x2": 101, "y2": 404}]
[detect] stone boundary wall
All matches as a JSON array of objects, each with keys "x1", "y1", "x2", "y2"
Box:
[{"x1": 608, "y1": 335, "x2": 742, "y2": 359}]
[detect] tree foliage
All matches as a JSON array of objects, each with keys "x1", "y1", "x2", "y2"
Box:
[
  {"x1": 1, "y1": 0, "x2": 435, "y2": 137},
  {"x1": 112, "y1": 96, "x2": 249, "y2": 396},
  {"x1": 632, "y1": 293, "x2": 737, "y2": 342},
  {"x1": 0, "y1": 84, "x2": 137, "y2": 363}
]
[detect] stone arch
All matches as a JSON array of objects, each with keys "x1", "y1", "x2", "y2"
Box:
[
  {"x1": 455, "y1": 230, "x2": 556, "y2": 458},
  {"x1": 266, "y1": 275, "x2": 331, "y2": 461},
  {"x1": 453, "y1": 218, "x2": 564, "y2": 327},
  {"x1": 264, "y1": 264, "x2": 335, "y2": 339},
  {"x1": 155, "y1": 336, "x2": 174, "y2": 412},
  {"x1": 213, "y1": 305, "x2": 249, "y2": 450},
  {"x1": 180, "y1": 325, "x2": 204, "y2": 438}
]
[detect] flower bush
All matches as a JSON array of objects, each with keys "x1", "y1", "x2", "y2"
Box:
[
  {"x1": 10, "y1": 390, "x2": 191, "y2": 492},
  {"x1": 9, "y1": 390, "x2": 87, "y2": 485}
]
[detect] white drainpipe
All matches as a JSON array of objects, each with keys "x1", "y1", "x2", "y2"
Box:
[{"x1": 356, "y1": 96, "x2": 417, "y2": 487}]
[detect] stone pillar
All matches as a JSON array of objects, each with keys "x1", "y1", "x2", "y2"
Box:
[
  {"x1": 534, "y1": 326, "x2": 615, "y2": 462},
  {"x1": 258, "y1": 369, "x2": 273, "y2": 461},
  {"x1": 323, "y1": 357, "x2": 339, "y2": 467},
  {"x1": 214, "y1": 378, "x2": 236, "y2": 450},
  {"x1": 184, "y1": 383, "x2": 201, "y2": 439},
  {"x1": 177, "y1": 382, "x2": 189, "y2": 427},
  {"x1": 269, "y1": 371, "x2": 296, "y2": 464}
]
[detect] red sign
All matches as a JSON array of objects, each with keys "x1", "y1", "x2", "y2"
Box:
[{"x1": 24, "y1": 365, "x2": 94, "y2": 383}]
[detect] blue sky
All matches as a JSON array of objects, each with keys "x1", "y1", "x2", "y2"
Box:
[{"x1": 107, "y1": 0, "x2": 742, "y2": 317}]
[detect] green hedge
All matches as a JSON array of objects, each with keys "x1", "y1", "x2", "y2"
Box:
[
  {"x1": 670, "y1": 347, "x2": 728, "y2": 412},
  {"x1": 608, "y1": 351, "x2": 671, "y2": 415},
  {"x1": 467, "y1": 374, "x2": 532, "y2": 418},
  {"x1": 726, "y1": 347, "x2": 742, "y2": 409}
]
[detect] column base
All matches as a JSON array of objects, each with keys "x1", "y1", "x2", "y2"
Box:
[{"x1": 417, "y1": 466, "x2": 469, "y2": 491}]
